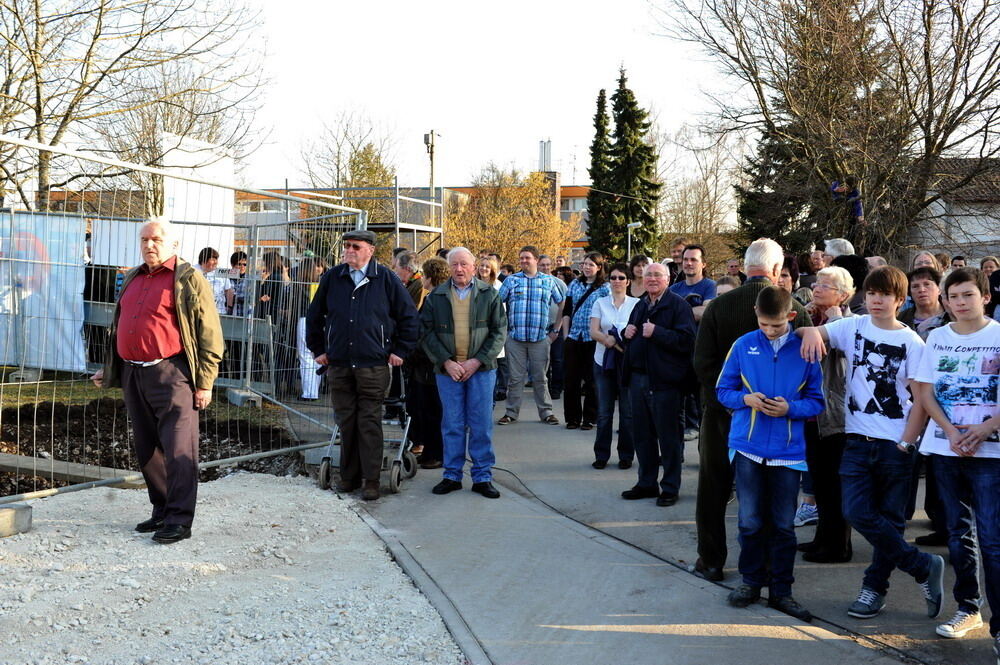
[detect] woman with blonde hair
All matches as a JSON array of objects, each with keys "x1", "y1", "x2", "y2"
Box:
[{"x1": 799, "y1": 265, "x2": 855, "y2": 563}]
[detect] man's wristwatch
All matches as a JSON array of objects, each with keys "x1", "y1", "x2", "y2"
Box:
[{"x1": 898, "y1": 441, "x2": 917, "y2": 453}]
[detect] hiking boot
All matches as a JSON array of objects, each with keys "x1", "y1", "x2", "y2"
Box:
[
  {"x1": 361, "y1": 480, "x2": 380, "y2": 501},
  {"x1": 919, "y1": 554, "x2": 945, "y2": 619},
  {"x1": 847, "y1": 587, "x2": 886, "y2": 619},
  {"x1": 727, "y1": 585, "x2": 760, "y2": 608},
  {"x1": 793, "y1": 501, "x2": 818, "y2": 527},
  {"x1": 769, "y1": 595, "x2": 813, "y2": 623},
  {"x1": 936, "y1": 610, "x2": 983, "y2": 639}
]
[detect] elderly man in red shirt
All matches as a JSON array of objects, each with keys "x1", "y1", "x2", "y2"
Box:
[{"x1": 92, "y1": 217, "x2": 223, "y2": 544}]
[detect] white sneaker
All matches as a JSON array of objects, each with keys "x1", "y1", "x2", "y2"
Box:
[
  {"x1": 936, "y1": 610, "x2": 983, "y2": 638},
  {"x1": 793, "y1": 502, "x2": 819, "y2": 527},
  {"x1": 684, "y1": 428, "x2": 699, "y2": 441}
]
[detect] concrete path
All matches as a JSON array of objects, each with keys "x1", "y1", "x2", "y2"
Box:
[
  {"x1": 345, "y1": 389, "x2": 999, "y2": 665},
  {"x1": 480, "y1": 401, "x2": 995, "y2": 665}
]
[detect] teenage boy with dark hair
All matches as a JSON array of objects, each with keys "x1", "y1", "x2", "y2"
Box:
[
  {"x1": 717, "y1": 286, "x2": 824, "y2": 622},
  {"x1": 915, "y1": 268, "x2": 1000, "y2": 655},
  {"x1": 799, "y1": 266, "x2": 945, "y2": 621}
]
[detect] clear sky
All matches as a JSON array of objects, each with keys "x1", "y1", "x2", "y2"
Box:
[{"x1": 243, "y1": 0, "x2": 718, "y2": 189}]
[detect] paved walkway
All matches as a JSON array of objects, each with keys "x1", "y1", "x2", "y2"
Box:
[{"x1": 351, "y1": 400, "x2": 993, "y2": 665}]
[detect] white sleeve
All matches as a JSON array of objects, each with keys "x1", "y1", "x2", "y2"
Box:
[
  {"x1": 913, "y1": 329, "x2": 938, "y2": 383},
  {"x1": 823, "y1": 316, "x2": 854, "y2": 352},
  {"x1": 904, "y1": 330, "x2": 926, "y2": 381}
]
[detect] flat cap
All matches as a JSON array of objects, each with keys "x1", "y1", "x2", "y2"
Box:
[{"x1": 342, "y1": 229, "x2": 377, "y2": 245}]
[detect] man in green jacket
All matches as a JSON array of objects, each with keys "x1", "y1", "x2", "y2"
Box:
[
  {"x1": 91, "y1": 217, "x2": 223, "y2": 544},
  {"x1": 420, "y1": 247, "x2": 507, "y2": 498}
]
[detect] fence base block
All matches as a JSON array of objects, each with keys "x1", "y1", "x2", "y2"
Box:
[
  {"x1": 0, "y1": 503, "x2": 32, "y2": 538},
  {"x1": 226, "y1": 388, "x2": 262, "y2": 408}
]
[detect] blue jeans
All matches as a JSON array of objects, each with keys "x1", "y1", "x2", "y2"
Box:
[
  {"x1": 593, "y1": 363, "x2": 633, "y2": 463},
  {"x1": 436, "y1": 370, "x2": 497, "y2": 484},
  {"x1": 629, "y1": 373, "x2": 683, "y2": 495},
  {"x1": 934, "y1": 455, "x2": 1000, "y2": 635},
  {"x1": 733, "y1": 453, "x2": 800, "y2": 597},
  {"x1": 841, "y1": 436, "x2": 931, "y2": 594}
]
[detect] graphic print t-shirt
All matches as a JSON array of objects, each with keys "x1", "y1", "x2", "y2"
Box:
[
  {"x1": 915, "y1": 320, "x2": 1000, "y2": 458},
  {"x1": 825, "y1": 315, "x2": 925, "y2": 442}
]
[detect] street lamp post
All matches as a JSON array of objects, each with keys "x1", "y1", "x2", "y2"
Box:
[{"x1": 626, "y1": 221, "x2": 642, "y2": 259}]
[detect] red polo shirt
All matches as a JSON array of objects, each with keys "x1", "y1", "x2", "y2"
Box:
[{"x1": 116, "y1": 256, "x2": 184, "y2": 362}]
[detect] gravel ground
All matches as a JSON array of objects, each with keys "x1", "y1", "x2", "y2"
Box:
[{"x1": 0, "y1": 473, "x2": 465, "y2": 665}]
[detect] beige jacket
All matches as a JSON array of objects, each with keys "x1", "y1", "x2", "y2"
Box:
[{"x1": 103, "y1": 257, "x2": 224, "y2": 391}]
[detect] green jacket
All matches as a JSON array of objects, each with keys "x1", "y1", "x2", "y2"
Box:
[
  {"x1": 420, "y1": 278, "x2": 507, "y2": 373},
  {"x1": 104, "y1": 257, "x2": 224, "y2": 391}
]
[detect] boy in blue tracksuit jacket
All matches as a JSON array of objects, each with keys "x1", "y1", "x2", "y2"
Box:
[{"x1": 716, "y1": 286, "x2": 824, "y2": 621}]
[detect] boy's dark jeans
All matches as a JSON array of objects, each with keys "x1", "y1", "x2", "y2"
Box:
[
  {"x1": 733, "y1": 453, "x2": 800, "y2": 597},
  {"x1": 935, "y1": 455, "x2": 1000, "y2": 636},
  {"x1": 840, "y1": 436, "x2": 932, "y2": 595}
]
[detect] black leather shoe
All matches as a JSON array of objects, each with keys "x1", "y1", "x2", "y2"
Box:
[
  {"x1": 693, "y1": 558, "x2": 724, "y2": 582},
  {"x1": 621, "y1": 485, "x2": 659, "y2": 500},
  {"x1": 768, "y1": 595, "x2": 813, "y2": 622},
  {"x1": 914, "y1": 531, "x2": 948, "y2": 547},
  {"x1": 336, "y1": 480, "x2": 361, "y2": 493},
  {"x1": 592, "y1": 460, "x2": 608, "y2": 469},
  {"x1": 152, "y1": 524, "x2": 191, "y2": 544},
  {"x1": 432, "y1": 479, "x2": 463, "y2": 495},
  {"x1": 618, "y1": 459, "x2": 633, "y2": 470},
  {"x1": 797, "y1": 540, "x2": 820, "y2": 553},
  {"x1": 727, "y1": 584, "x2": 761, "y2": 607},
  {"x1": 656, "y1": 492, "x2": 678, "y2": 507},
  {"x1": 802, "y1": 548, "x2": 853, "y2": 563},
  {"x1": 471, "y1": 481, "x2": 500, "y2": 499},
  {"x1": 135, "y1": 517, "x2": 165, "y2": 533}
]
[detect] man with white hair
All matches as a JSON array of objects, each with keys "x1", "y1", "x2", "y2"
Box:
[
  {"x1": 420, "y1": 247, "x2": 507, "y2": 498},
  {"x1": 822, "y1": 238, "x2": 855, "y2": 266},
  {"x1": 91, "y1": 217, "x2": 224, "y2": 544},
  {"x1": 692, "y1": 238, "x2": 811, "y2": 580}
]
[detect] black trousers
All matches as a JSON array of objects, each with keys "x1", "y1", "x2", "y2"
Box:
[
  {"x1": 696, "y1": 399, "x2": 734, "y2": 569},
  {"x1": 406, "y1": 380, "x2": 444, "y2": 463},
  {"x1": 329, "y1": 365, "x2": 390, "y2": 484},
  {"x1": 805, "y1": 426, "x2": 852, "y2": 555},
  {"x1": 563, "y1": 338, "x2": 598, "y2": 426},
  {"x1": 121, "y1": 355, "x2": 200, "y2": 527}
]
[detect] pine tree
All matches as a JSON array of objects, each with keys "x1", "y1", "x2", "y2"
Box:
[
  {"x1": 585, "y1": 89, "x2": 614, "y2": 255},
  {"x1": 605, "y1": 69, "x2": 661, "y2": 258}
]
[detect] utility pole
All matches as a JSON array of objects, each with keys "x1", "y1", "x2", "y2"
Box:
[{"x1": 424, "y1": 130, "x2": 436, "y2": 230}]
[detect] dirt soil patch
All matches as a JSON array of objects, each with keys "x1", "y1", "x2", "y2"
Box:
[{"x1": 0, "y1": 398, "x2": 299, "y2": 497}]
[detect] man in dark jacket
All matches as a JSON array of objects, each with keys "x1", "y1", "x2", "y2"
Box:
[
  {"x1": 621, "y1": 262, "x2": 697, "y2": 507},
  {"x1": 306, "y1": 229, "x2": 419, "y2": 501},
  {"x1": 420, "y1": 247, "x2": 507, "y2": 498},
  {"x1": 692, "y1": 238, "x2": 810, "y2": 581}
]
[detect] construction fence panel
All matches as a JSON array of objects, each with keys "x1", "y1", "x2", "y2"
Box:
[{"x1": 0, "y1": 136, "x2": 362, "y2": 502}]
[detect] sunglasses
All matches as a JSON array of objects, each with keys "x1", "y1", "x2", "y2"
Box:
[
  {"x1": 608, "y1": 275, "x2": 629, "y2": 281},
  {"x1": 343, "y1": 242, "x2": 367, "y2": 251}
]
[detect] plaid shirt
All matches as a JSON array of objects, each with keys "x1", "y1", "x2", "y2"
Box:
[
  {"x1": 498, "y1": 271, "x2": 564, "y2": 342},
  {"x1": 565, "y1": 279, "x2": 610, "y2": 342}
]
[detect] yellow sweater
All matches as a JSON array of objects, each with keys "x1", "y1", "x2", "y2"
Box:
[{"x1": 451, "y1": 289, "x2": 471, "y2": 362}]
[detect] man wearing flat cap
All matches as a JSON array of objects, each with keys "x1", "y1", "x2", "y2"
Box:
[{"x1": 306, "y1": 229, "x2": 420, "y2": 500}]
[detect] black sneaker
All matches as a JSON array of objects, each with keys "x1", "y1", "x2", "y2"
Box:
[
  {"x1": 769, "y1": 595, "x2": 813, "y2": 622},
  {"x1": 727, "y1": 585, "x2": 760, "y2": 608},
  {"x1": 592, "y1": 460, "x2": 608, "y2": 469},
  {"x1": 656, "y1": 492, "x2": 678, "y2": 507}
]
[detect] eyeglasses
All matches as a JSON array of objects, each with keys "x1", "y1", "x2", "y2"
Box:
[
  {"x1": 811, "y1": 283, "x2": 838, "y2": 291},
  {"x1": 237, "y1": 261, "x2": 247, "y2": 266},
  {"x1": 608, "y1": 275, "x2": 629, "y2": 281},
  {"x1": 343, "y1": 242, "x2": 367, "y2": 251}
]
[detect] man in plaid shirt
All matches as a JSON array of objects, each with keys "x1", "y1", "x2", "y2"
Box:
[{"x1": 497, "y1": 245, "x2": 565, "y2": 425}]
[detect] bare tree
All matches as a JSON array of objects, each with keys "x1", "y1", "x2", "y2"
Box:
[
  {"x1": 299, "y1": 110, "x2": 397, "y2": 189},
  {"x1": 0, "y1": 0, "x2": 263, "y2": 210},
  {"x1": 664, "y1": 0, "x2": 1000, "y2": 256}
]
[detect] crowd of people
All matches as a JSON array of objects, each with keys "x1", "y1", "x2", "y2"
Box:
[{"x1": 94, "y1": 218, "x2": 999, "y2": 662}]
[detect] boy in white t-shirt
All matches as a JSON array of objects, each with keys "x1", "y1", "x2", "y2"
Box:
[
  {"x1": 799, "y1": 266, "x2": 945, "y2": 621},
  {"x1": 915, "y1": 268, "x2": 1000, "y2": 653}
]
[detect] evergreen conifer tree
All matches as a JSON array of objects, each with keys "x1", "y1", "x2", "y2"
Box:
[
  {"x1": 585, "y1": 89, "x2": 614, "y2": 255},
  {"x1": 605, "y1": 69, "x2": 661, "y2": 258}
]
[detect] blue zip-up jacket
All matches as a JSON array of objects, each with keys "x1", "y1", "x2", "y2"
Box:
[
  {"x1": 305, "y1": 260, "x2": 420, "y2": 368},
  {"x1": 716, "y1": 328, "x2": 824, "y2": 461}
]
